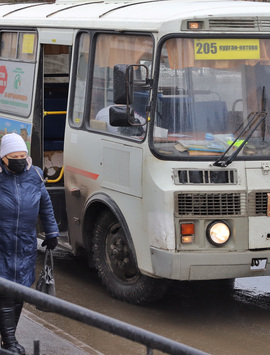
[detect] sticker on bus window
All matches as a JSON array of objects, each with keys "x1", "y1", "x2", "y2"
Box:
[
  {"x1": 22, "y1": 34, "x2": 35, "y2": 54},
  {"x1": 194, "y1": 39, "x2": 260, "y2": 60}
]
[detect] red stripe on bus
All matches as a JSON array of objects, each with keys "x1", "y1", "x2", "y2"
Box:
[{"x1": 66, "y1": 165, "x2": 99, "y2": 180}]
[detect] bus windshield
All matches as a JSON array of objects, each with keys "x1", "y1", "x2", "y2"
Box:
[{"x1": 153, "y1": 37, "x2": 270, "y2": 160}]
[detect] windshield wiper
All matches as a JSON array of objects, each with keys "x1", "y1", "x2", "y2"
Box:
[
  {"x1": 213, "y1": 111, "x2": 267, "y2": 167},
  {"x1": 214, "y1": 86, "x2": 267, "y2": 167}
]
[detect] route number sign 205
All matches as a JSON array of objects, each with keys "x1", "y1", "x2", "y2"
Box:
[{"x1": 194, "y1": 39, "x2": 260, "y2": 60}]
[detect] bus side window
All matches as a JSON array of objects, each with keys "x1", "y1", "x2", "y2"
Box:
[
  {"x1": 0, "y1": 32, "x2": 17, "y2": 58},
  {"x1": 90, "y1": 33, "x2": 153, "y2": 138}
]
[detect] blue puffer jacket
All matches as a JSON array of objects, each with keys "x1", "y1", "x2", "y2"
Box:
[{"x1": 0, "y1": 157, "x2": 59, "y2": 287}]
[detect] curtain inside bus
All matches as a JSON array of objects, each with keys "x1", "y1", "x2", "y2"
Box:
[{"x1": 95, "y1": 35, "x2": 153, "y2": 68}]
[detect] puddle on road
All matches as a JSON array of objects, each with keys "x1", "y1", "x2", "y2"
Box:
[
  {"x1": 233, "y1": 276, "x2": 270, "y2": 311},
  {"x1": 235, "y1": 276, "x2": 270, "y2": 296}
]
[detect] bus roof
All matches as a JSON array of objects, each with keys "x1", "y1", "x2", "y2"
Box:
[{"x1": 0, "y1": 1, "x2": 270, "y2": 33}]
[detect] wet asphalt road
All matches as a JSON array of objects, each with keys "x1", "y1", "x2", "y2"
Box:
[{"x1": 24, "y1": 243, "x2": 270, "y2": 355}]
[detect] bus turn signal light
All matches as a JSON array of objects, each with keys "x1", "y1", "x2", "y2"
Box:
[
  {"x1": 181, "y1": 223, "x2": 195, "y2": 244},
  {"x1": 181, "y1": 223, "x2": 195, "y2": 235}
]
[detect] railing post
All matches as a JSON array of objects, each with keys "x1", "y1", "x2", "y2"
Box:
[{"x1": 34, "y1": 340, "x2": 40, "y2": 355}]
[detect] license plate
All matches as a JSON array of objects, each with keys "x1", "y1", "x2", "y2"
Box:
[{"x1": 250, "y1": 258, "x2": 267, "y2": 270}]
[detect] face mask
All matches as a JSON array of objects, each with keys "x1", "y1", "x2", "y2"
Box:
[{"x1": 7, "y1": 158, "x2": 27, "y2": 174}]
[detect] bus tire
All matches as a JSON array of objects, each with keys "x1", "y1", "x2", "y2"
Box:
[{"x1": 92, "y1": 210, "x2": 168, "y2": 305}]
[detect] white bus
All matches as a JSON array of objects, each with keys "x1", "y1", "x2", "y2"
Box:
[{"x1": 1, "y1": 0, "x2": 270, "y2": 304}]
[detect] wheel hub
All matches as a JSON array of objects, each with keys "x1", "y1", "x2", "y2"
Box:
[
  {"x1": 105, "y1": 226, "x2": 139, "y2": 282},
  {"x1": 110, "y1": 237, "x2": 130, "y2": 268}
]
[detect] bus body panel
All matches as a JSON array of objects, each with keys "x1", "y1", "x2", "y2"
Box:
[
  {"x1": 0, "y1": 1, "x2": 270, "y2": 34},
  {"x1": 246, "y1": 163, "x2": 270, "y2": 249},
  {"x1": 64, "y1": 126, "x2": 155, "y2": 272},
  {"x1": 150, "y1": 247, "x2": 270, "y2": 280}
]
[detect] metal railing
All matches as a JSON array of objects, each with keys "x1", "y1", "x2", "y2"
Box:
[
  {"x1": 0, "y1": 277, "x2": 210, "y2": 355},
  {"x1": 43, "y1": 110, "x2": 67, "y2": 116}
]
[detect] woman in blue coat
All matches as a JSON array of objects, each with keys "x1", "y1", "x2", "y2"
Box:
[{"x1": 0, "y1": 133, "x2": 59, "y2": 354}]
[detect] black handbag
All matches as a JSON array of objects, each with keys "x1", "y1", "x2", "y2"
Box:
[{"x1": 35, "y1": 248, "x2": 56, "y2": 310}]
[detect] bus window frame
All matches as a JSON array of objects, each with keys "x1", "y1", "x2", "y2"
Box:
[
  {"x1": 69, "y1": 30, "x2": 92, "y2": 130},
  {"x1": 0, "y1": 28, "x2": 38, "y2": 119},
  {"x1": 69, "y1": 29, "x2": 154, "y2": 144},
  {"x1": 150, "y1": 32, "x2": 270, "y2": 162}
]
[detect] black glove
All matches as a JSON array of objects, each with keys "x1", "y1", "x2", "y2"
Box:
[{"x1": 41, "y1": 237, "x2": 58, "y2": 250}]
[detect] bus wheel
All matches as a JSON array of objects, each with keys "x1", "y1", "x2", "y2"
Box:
[{"x1": 92, "y1": 210, "x2": 168, "y2": 305}]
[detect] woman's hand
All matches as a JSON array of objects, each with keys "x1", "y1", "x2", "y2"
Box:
[{"x1": 41, "y1": 237, "x2": 58, "y2": 250}]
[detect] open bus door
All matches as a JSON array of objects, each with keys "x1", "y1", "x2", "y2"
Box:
[{"x1": 35, "y1": 43, "x2": 70, "y2": 243}]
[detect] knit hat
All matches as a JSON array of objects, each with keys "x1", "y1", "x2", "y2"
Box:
[{"x1": 0, "y1": 133, "x2": 28, "y2": 158}]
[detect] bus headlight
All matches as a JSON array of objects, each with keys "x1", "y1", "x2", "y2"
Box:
[{"x1": 206, "y1": 221, "x2": 231, "y2": 247}]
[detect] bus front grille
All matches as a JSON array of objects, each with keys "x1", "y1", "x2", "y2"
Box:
[
  {"x1": 176, "y1": 192, "x2": 247, "y2": 217},
  {"x1": 249, "y1": 191, "x2": 270, "y2": 216},
  {"x1": 174, "y1": 169, "x2": 236, "y2": 184},
  {"x1": 209, "y1": 18, "x2": 256, "y2": 30}
]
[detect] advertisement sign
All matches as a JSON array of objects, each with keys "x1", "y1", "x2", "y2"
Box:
[
  {"x1": 0, "y1": 61, "x2": 35, "y2": 117},
  {"x1": 0, "y1": 66, "x2": 8, "y2": 95}
]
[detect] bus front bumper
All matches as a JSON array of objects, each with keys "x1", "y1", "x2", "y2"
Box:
[{"x1": 150, "y1": 247, "x2": 270, "y2": 280}]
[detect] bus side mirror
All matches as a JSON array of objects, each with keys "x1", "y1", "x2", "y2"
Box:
[
  {"x1": 113, "y1": 64, "x2": 134, "y2": 105},
  {"x1": 109, "y1": 106, "x2": 135, "y2": 127}
]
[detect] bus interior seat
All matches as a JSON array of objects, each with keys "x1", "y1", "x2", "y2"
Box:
[
  {"x1": 158, "y1": 96, "x2": 192, "y2": 132},
  {"x1": 158, "y1": 96, "x2": 228, "y2": 133},
  {"x1": 133, "y1": 91, "x2": 149, "y2": 117},
  {"x1": 44, "y1": 83, "x2": 68, "y2": 151},
  {"x1": 193, "y1": 101, "x2": 229, "y2": 132}
]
